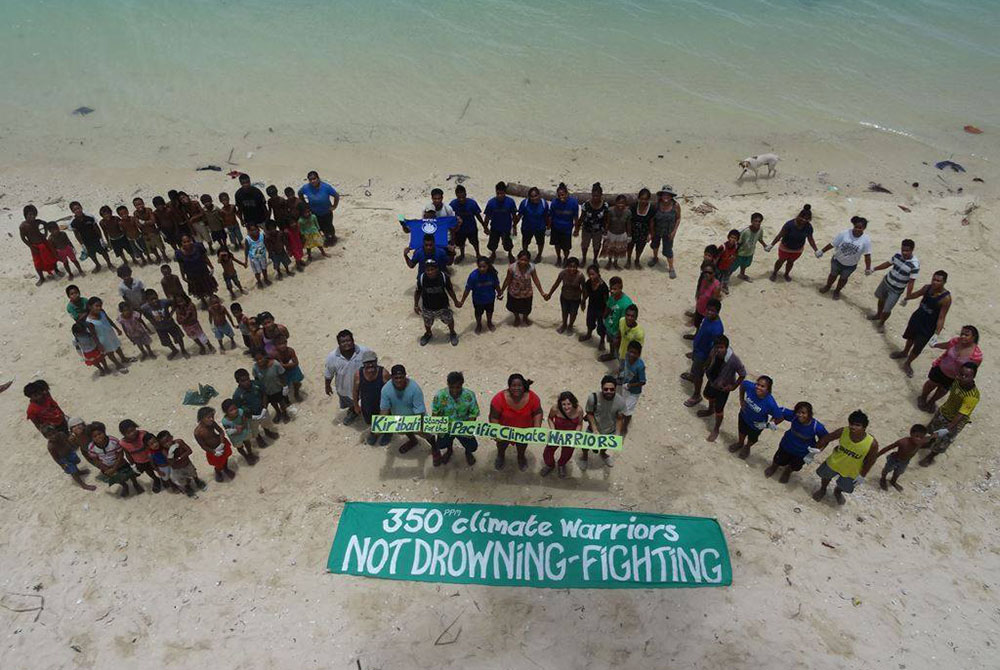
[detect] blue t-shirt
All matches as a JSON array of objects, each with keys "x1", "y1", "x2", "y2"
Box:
[
  {"x1": 297, "y1": 181, "x2": 339, "y2": 216},
  {"x1": 739, "y1": 380, "x2": 781, "y2": 426},
  {"x1": 406, "y1": 216, "x2": 457, "y2": 249},
  {"x1": 380, "y1": 380, "x2": 426, "y2": 415},
  {"x1": 466, "y1": 268, "x2": 500, "y2": 305},
  {"x1": 620, "y1": 357, "x2": 646, "y2": 395},
  {"x1": 450, "y1": 198, "x2": 482, "y2": 235},
  {"x1": 518, "y1": 199, "x2": 549, "y2": 234},
  {"x1": 485, "y1": 196, "x2": 517, "y2": 235},
  {"x1": 692, "y1": 317, "x2": 724, "y2": 360},
  {"x1": 549, "y1": 196, "x2": 579, "y2": 233},
  {"x1": 411, "y1": 246, "x2": 450, "y2": 275},
  {"x1": 777, "y1": 407, "x2": 828, "y2": 457}
]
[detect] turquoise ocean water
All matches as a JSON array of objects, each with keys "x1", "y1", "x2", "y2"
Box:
[{"x1": 1, "y1": 0, "x2": 998, "y2": 156}]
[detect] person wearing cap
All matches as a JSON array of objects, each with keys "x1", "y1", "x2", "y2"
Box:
[
  {"x1": 353, "y1": 350, "x2": 391, "y2": 445},
  {"x1": 47, "y1": 417, "x2": 96, "y2": 490},
  {"x1": 414, "y1": 259, "x2": 461, "y2": 346},
  {"x1": 431, "y1": 371, "x2": 480, "y2": 466},
  {"x1": 380, "y1": 365, "x2": 434, "y2": 454},
  {"x1": 648, "y1": 185, "x2": 682, "y2": 278},
  {"x1": 324, "y1": 329, "x2": 371, "y2": 425}
]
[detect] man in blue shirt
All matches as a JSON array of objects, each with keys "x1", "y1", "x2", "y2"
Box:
[
  {"x1": 405, "y1": 233, "x2": 453, "y2": 276},
  {"x1": 450, "y1": 185, "x2": 484, "y2": 263},
  {"x1": 484, "y1": 181, "x2": 519, "y2": 264},
  {"x1": 682, "y1": 298, "x2": 724, "y2": 403},
  {"x1": 298, "y1": 171, "x2": 340, "y2": 245},
  {"x1": 549, "y1": 184, "x2": 579, "y2": 267},
  {"x1": 518, "y1": 187, "x2": 550, "y2": 263},
  {"x1": 457, "y1": 257, "x2": 502, "y2": 333},
  {"x1": 379, "y1": 364, "x2": 434, "y2": 454}
]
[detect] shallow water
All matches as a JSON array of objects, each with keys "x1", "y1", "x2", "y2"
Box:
[{"x1": 1, "y1": 0, "x2": 997, "y2": 156}]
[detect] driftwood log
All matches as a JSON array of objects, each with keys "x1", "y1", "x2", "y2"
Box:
[{"x1": 505, "y1": 182, "x2": 648, "y2": 205}]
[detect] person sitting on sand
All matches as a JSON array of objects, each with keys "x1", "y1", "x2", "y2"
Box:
[
  {"x1": 920, "y1": 362, "x2": 979, "y2": 467},
  {"x1": 817, "y1": 216, "x2": 872, "y2": 300},
  {"x1": 867, "y1": 239, "x2": 919, "y2": 332},
  {"x1": 379, "y1": 364, "x2": 433, "y2": 454},
  {"x1": 764, "y1": 401, "x2": 828, "y2": 484},
  {"x1": 891, "y1": 270, "x2": 951, "y2": 377},
  {"x1": 875, "y1": 424, "x2": 928, "y2": 491},
  {"x1": 48, "y1": 423, "x2": 96, "y2": 491},
  {"x1": 20, "y1": 205, "x2": 60, "y2": 285},
  {"x1": 917, "y1": 325, "x2": 982, "y2": 412},
  {"x1": 691, "y1": 335, "x2": 745, "y2": 443},
  {"x1": 766, "y1": 204, "x2": 817, "y2": 282},
  {"x1": 812, "y1": 410, "x2": 879, "y2": 505}
]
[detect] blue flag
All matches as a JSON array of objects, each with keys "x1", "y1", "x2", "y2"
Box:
[{"x1": 405, "y1": 216, "x2": 457, "y2": 249}]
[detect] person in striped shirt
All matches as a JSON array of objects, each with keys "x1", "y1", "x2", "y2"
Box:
[
  {"x1": 920, "y1": 362, "x2": 979, "y2": 467},
  {"x1": 868, "y1": 239, "x2": 919, "y2": 332}
]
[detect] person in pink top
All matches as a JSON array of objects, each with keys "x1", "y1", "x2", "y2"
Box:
[
  {"x1": 488, "y1": 373, "x2": 543, "y2": 471},
  {"x1": 542, "y1": 391, "x2": 584, "y2": 478},
  {"x1": 118, "y1": 419, "x2": 165, "y2": 492},
  {"x1": 684, "y1": 263, "x2": 722, "y2": 339},
  {"x1": 917, "y1": 325, "x2": 982, "y2": 412}
]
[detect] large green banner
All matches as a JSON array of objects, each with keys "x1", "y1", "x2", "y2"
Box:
[
  {"x1": 370, "y1": 416, "x2": 623, "y2": 451},
  {"x1": 328, "y1": 502, "x2": 731, "y2": 589}
]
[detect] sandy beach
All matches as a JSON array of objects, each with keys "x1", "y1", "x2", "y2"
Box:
[{"x1": 0, "y1": 124, "x2": 997, "y2": 670}]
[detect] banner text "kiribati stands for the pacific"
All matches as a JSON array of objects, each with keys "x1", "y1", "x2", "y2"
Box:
[{"x1": 328, "y1": 503, "x2": 731, "y2": 589}]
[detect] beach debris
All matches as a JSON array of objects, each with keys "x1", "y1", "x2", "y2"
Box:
[
  {"x1": 226, "y1": 170, "x2": 243, "y2": 179},
  {"x1": 246, "y1": 151, "x2": 254, "y2": 159},
  {"x1": 912, "y1": 182, "x2": 919, "y2": 188},
  {"x1": 851, "y1": 597, "x2": 863, "y2": 607},
  {"x1": 196, "y1": 165, "x2": 222, "y2": 172},
  {"x1": 961, "y1": 201, "x2": 979, "y2": 226},
  {"x1": 457, "y1": 97, "x2": 472, "y2": 121},
  {"x1": 0, "y1": 593, "x2": 44, "y2": 622},
  {"x1": 935, "y1": 160, "x2": 966, "y2": 172},
  {"x1": 898, "y1": 205, "x2": 911, "y2": 213},
  {"x1": 964, "y1": 125, "x2": 983, "y2": 134},
  {"x1": 434, "y1": 611, "x2": 463, "y2": 646},
  {"x1": 182, "y1": 384, "x2": 218, "y2": 406},
  {"x1": 821, "y1": 541, "x2": 836, "y2": 550},
  {"x1": 868, "y1": 182, "x2": 892, "y2": 194},
  {"x1": 446, "y1": 174, "x2": 470, "y2": 184},
  {"x1": 71, "y1": 106, "x2": 94, "y2": 116},
  {"x1": 690, "y1": 201, "x2": 717, "y2": 215},
  {"x1": 973, "y1": 177, "x2": 984, "y2": 183}
]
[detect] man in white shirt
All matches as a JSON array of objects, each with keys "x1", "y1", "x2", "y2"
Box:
[
  {"x1": 425, "y1": 188, "x2": 455, "y2": 218},
  {"x1": 324, "y1": 329, "x2": 370, "y2": 425},
  {"x1": 817, "y1": 216, "x2": 872, "y2": 299}
]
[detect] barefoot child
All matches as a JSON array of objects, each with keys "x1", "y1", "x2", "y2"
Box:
[
  {"x1": 20, "y1": 204, "x2": 59, "y2": 285},
  {"x1": 65, "y1": 284, "x2": 90, "y2": 322},
  {"x1": 99, "y1": 205, "x2": 136, "y2": 265},
  {"x1": 173, "y1": 294, "x2": 215, "y2": 355},
  {"x1": 24, "y1": 379, "x2": 68, "y2": 437},
  {"x1": 117, "y1": 205, "x2": 148, "y2": 264},
  {"x1": 736, "y1": 213, "x2": 766, "y2": 282},
  {"x1": 233, "y1": 368, "x2": 280, "y2": 447},
  {"x1": 877, "y1": 424, "x2": 928, "y2": 491},
  {"x1": 117, "y1": 264, "x2": 146, "y2": 310},
  {"x1": 117, "y1": 302, "x2": 155, "y2": 360},
  {"x1": 144, "y1": 431, "x2": 178, "y2": 492},
  {"x1": 253, "y1": 351, "x2": 290, "y2": 423},
  {"x1": 118, "y1": 419, "x2": 164, "y2": 492},
  {"x1": 266, "y1": 185, "x2": 290, "y2": 228},
  {"x1": 46, "y1": 221, "x2": 84, "y2": 279},
  {"x1": 216, "y1": 245, "x2": 247, "y2": 298},
  {"x1": 273, "y1": 335, "x2": 304, "y2": 402},
  {"x1": 244, "y1": 223, "x2": 271, "y2": 286},
  {"x1": 200, "y1": 194, "x2": 227, "y2": 252},
  {"x1": 69, "y1": 201, "x2": 114, "y2": 272},
  {"x1": 297, "y1": 203, "x2": 327, "y2": 260},
  {"x1": 140, "y1": 288, "x2": 188, "y2": 359},
  {"x1": 207, "y1": 295, "x2": 238, "y2": 352},
  {"x1": 216, "y1": 192, "x2": 242, "y2": 249},
  {"x1": 84, "y1": 421, "x2": 143, "y2": 497},
  {"x1": 716, "y1": 229, "x2": 740, "y2": 294},
  {"x1": 230, "y1": 302, "x2": 253, "y2": 352},
  {"x1": 160, "y1": 264, "x2": 186, "y2": 301},
  {"x1": 48, "y1": 429, "x2": 97, "y2": 490},
  {"x1": 158, "y1": 430, "x2": 206, "y2": 496},
  {"x1": 134, "y1": 197, "x2": 166, "y2": 262},
  {"x1": 194, "y1": 406, "x2": 237, "y2": 482},
  {"x1": 85, "y1": 297, "x2": 129, "y2": 372},
  {"x1": 72, "y1": 321, "x2": 111, "y2": 376},
  {"x1": 264, "y1": 221, "x2": 295, "y2": 278},
  {"x1": 221, "y1": 398, "x2": 259, "y2": 465}
]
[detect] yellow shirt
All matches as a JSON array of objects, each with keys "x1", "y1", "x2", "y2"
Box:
[
  {"x1": 825, "y1": 431, "x2": 874, "y2": 479},
  {"x1": 618, "y1": 318, "x2": 645, "y2": 360},
  {"x1": 940, "y1": 382, "x2": 979, "y2": 421}
]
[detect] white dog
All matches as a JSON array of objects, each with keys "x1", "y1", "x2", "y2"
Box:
[{"x1": 738, "y1": 153, "x2": 779, "y2": 180}]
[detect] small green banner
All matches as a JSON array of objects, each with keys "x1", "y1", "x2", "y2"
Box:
[
  {"x1": 373, "y1": 416, "x2": 623, "y2": 451},
  {"x1": 328, "y1": 502, "x2": 731, "y2": 589}
]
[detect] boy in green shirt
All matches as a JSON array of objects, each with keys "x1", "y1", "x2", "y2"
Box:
[
  {"x1": 599, "y1": 276, "x2": 633, "y2": 362},
  {"x1": 735, "y1": 213, "x2": 766, "y2": 282}
]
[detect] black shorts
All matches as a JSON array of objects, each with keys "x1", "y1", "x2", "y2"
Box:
[
  {"x1": 267, "y1": 391, "x2": 285, "y2": 406},
  {"x1": 110, "y1": 236, "x2": 130, "y2": 255},
  {"x1": 487, "y1": 230, "x2": 513, "y2": 252},
  {"x1": 211, "y1": 229, "x2": 228, "y2": 243},
  {"x1": 473, "y1": 302, "x2": 495, "y2": 319},
  {"x1": 927, "y1": 365, "x2": 953, "y2": 387},
  {"x1": 586, "y1": 307, "x2": 606, "y2": 336},
  {"x1": 550, "y1": 229, "x2": 572, "y2": 251},
  {"x1": 455, "y1": 227, "x2": 479, "y2": 247},
  {"x1": 522, "y1": 229, "x2": 545, "y2": 249},
  {"x1": 435, "y1": 435, "x2": 478, "y2": 452},
  {"x1": 772, "y1": 447, "x2": 805, "y2": 471},
  {"x1": 154, "y1": 324, "x2": 184, "y2": 347},
  {"x1": 560, "y1": 297, "x2": 581, "y2": 315},
  {"x1": 704, "y1": 384, "x2": 730, "y2": 412},
  {"x1": 738, "y1": 414, "x2": 763, "y2": 441},
  {"x1": 693, "y1": 311, "x2": 704, "y2": 328},
  {"x1": 316, "y1": 212, "x2": 335, "y2": 240}
]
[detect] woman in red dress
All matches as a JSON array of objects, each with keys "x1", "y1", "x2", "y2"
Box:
[{"x1": 488, "y1": 373, "x2": 543, "y2": 471}]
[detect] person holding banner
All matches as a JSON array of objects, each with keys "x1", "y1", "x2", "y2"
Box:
[
  {"x1": 430, "y1": 371, "x2": 480, "y2": 466},
  {"x1": 354, "y1": 351, "x2": 391, "y2": 446},
  {"x1": 379, "y1": 365, "x2": 433, "y2": 454},
  {"x1": 489, "y1": 373, "x2": 543, "y2": 471},
  {"x1": 404, "y1": 233, "x2": 452, "y2": 277},
  {"x1": 542, "y1": 391, "x2": 584, "y2": 478},
  {"x1": 728, "y1": 375, "x2": 781, "y2": 459},
  {"x1": 581, "y1": 375, "x2": 625, "y2": 469}
]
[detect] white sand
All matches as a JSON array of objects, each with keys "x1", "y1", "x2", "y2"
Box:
[{"x1": 0, "y1": 134, "x2": 998, "y2": 669}]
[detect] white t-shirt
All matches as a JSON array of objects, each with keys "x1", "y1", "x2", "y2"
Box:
[
  {"x1": 424, "y1": 203, "x2": 455, "y2": 218},
  {"x1": 323, "y1": 345, "x2": 371, "y2": 398},
  {"x1": 831, "y1": 230, "x2": 871, "y2": 267}
]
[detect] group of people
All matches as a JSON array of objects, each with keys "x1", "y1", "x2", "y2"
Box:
[{"x1": 24, "y1": 174, "x2": 983, "y2": 505}]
